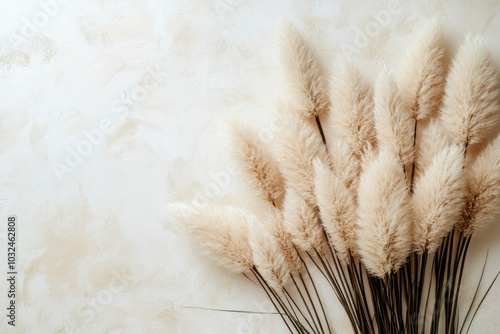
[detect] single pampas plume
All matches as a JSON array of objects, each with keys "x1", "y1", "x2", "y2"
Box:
[
  {"x1": 329, "y1": 56, "x2": 376, "y2": 157},
  {"x1": 356, "y1": 150, "x2": 412, "y2": 278},
  {"x1": 230, "y1": 121, "x2": 284, "y2": 207},
  {"x1": 314, "y1": 158, "x2": 357, "y2": 263},
  {"x1": 398, "y1": 19, "x2": 446, "y2": 120},
  {"x1": 459, "y1": 134, "x2": 500, "y2": 236},
  {"x1": 283, "y1": 188, "x2": 327, "y2": 254},
  {"x1": 279, "y1": 21, "x2": 329, "y2": 118},
  {"x1": 328, "y1": 140, "x2": 361, "y2": 191},
  {"x1": 167, "y1": 203, "x2": 254, "y2": 273},
  {"x1": 275, "y1": 109, "x2": 329, "y2": 205},
  {"x1": 249, "y1": 221, "x2": 291, "y2": 290},
  {"x1": 440, "y1": 35, "x2": 500, "y2": 146},
  {"x1": 374, "y1": 67, "x2": 415, "y2": 167},
  {"x1": 414, "y1": 120, "x2": 450, "y2": 179},
  {"x1": 267, "y1": 210, "x2": 302, "y2": 274},
  {"x1": 412, "y1": 146, "x2": 466, "y2": 253}
]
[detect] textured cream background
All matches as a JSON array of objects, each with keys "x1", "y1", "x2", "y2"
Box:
[{"x1": 0, "y1": 0, "x2": 499, "y2": 333}]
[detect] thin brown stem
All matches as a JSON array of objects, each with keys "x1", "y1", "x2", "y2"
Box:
[
  {"x1": 410, "y1": 117, "x2": 418, "y2": 193},
  {"x1": 315, "y1": 115, "x2": 327, "y2": 148},
  {"x1": 251, "y1": 268, "x2": 295, "y2": 333}
]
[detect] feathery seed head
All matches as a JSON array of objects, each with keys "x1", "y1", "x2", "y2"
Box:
[
  {"x1": 249, "y1": 221, "x2": 291, "y2": 290},
  {"x1": 414, "y1": 120, "x2": 450, "y2": 179},
  {"x1": 330, "y1": 56, "x2": 376, "y2": 157},
  {"x1": 413, "y1": 146, "x2": 466, "y2": 253},
  {"x1": 374, "y1": 67, "x2": 415, "y2": 166},
  {"x1": 441, "y1": 35, "x2": 500, "y2": 145},
  {"x1": 275, "y1": 110, "x2": 329, "y2": 205},
  {"x1": 459, "y1": 134, "x2": 500, "y2": 235},
  {"x1": 399, "y1": 19, "x2": 446, "y2": 120},
  {"x1": 314, "y1": 158, "x2": 358, "y2": 264},
  {"x1": 267, "y1": 210, "x2": 303, "y2": 274},
  {"x1": 356, "y1": 150, "x2": 413, "y2": 278},
  {"x1": 167, "y1": 203, "x2": 254, "y2": 273},
  {"x1": 278, "y1": 21, "x2": 329, "y2": 118},
  {"x1": 230, "y1": 121, "x2": 284, "y2": 207},
  {"x1": 328, "y1": 140, "x2": 361, "y2": 191},
  {"x1": 283, "y1": 188, "x2": 327, "y2": 254}
]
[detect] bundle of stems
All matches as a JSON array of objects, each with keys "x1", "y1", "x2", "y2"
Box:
[{"x1": 168, "y1": 20, "x2": 500, "y2": 334}]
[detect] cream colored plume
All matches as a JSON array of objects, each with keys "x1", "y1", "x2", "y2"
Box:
[
  {"x1": 330, "y1": 56, "x2": 376, "y2": 157},
  {"x1": 314, "y1": 158, "x2": 357, "y2": 263},
  {"x1": 356, "y1": 150, "x2": 412, "y2": 278},
  {"x1": 230, "y1": 121, "x2": 284, "y2": 207},
  {"x1": 267, "y1": 210, "x2": 302, "y2": 274},
  {"x1": 374, "y1": 67, "x2": 415, "y2": 166},
  {"x1": 249, "y1": 221, "x2": 291, "y2": 290},
  {"x1": 275, "y1": 109, "x2": 329, "y2": 204},
  {"x1": 167, "y1": 203, "x2": 253, "y2": 273},
  {"x1": 329, "y1": 140, "x2": 361, "y2": 190},
  {"x1": 414, "y1": 120, "x2": 450, "y2": 179},
  {"x1": 440, "y1": 35, "x2": 500, "y2": 146},
  {"x1": 398, "y1": 19, "x2": 446, "y2": 120},
  {"x1": 413, "y1": 146, "x2": 466, "y2": 253},
  {"x1": 459, "y1": 134, "x2": 500, "y2": 235},
  {"x1": 283, "y1": 189, "x2": 327, "y2": 254},
  {"x1": 279, "y1": 21, "x2": 329, "y2": 118}
]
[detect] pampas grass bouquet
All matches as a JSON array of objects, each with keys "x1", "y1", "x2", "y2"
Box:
[{"x1": 169, "y1": 20, "x2": 500, "y2": 334}]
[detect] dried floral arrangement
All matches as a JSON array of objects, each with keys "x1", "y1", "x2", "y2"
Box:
[{"x1": 169, "y1": 20, "x2": 500, "y2": 334}]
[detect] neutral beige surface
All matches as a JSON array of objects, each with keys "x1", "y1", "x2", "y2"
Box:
[{"x1": 0, "y1": 0, "x2": 499, "y2": 333}]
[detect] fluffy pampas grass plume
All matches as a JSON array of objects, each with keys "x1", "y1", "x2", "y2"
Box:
[
  {"x1": 266, "y1": 210, "x2": 302, "y2": 274},
  {"x1": 398, "y1": 19, "x2": 446, "y2": 120},
  {"x1": 275, "y1": 108, "x2": 329, "y2": 205},
  {"x1": 279, "y1": 21, "x2": 329, "y2": 118},
  {"x1": 374, "y1": 67, "x2": 415, "y2": 167},
  {"x1": 329, "y1": 56, "x2": 376, "y2": 158},
  {"x1": 460, "y1": 134, "x2": 500, "y2": 236},
  {"x1": 230, "y1": 121, "x2": 284, "y2": 207},
  {"x1": 283, "y1": 188, "x2": 327, "y2": 254},
  {"x1": 249, "y1": 221, "x2": 291, "y2": 290},
  {"x1": 356, "y1": 150, "x2": 413, "y2": 278},
  {"x1": 440, "y1": 35, "x2": 500, "y2": 146},
  {"x1": 167, "y1": 203, "x2": 254, "y2": 273},
  {"x1": 328, "y1": 140, "x2": 361, "y2": 191},
  {"x1": 414, "y1": 120, "x2": 450, "y2": 178},
  {"x1": 314, "y1": 158, "x2": 357, "y2": 263},
  {"x1": 412, "y1": 146, "x2": 466, "y2": 253}
]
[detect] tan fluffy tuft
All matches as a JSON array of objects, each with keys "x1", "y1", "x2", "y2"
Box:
[
  {"x1": 283, "y1": 188, "x2": 327, "y2": 254},
  {"x1": 279, "y1": 21, "x2": 329, "y2": 118},
  {"x1": 356, "y1": 150, "x2": 413, "y2": 278},
  {"x1": 330, "y1": 56, "x2": 376, "y2": 157},
  {"x1": 267, "y1": 210, "x2": 302, "y2": 274},
  {"x1": 314, "y1": 158, "x2": 357, "y2": 263},
  {"x1": 440, "y1": 35, "x2": 500, "y2": 145},
  {"x1": 275, "y1": 110, "x2": 329, "y2": 204},
  {"x1": 374, "y1": 67, "x2": 415, "y2": 166},
  {"x1": 414, "y1": 120, "x2": 451, "y2": 179},
  {"x1": 328, "y1": 140, "x2": 361, "y2": 190},
  {"x1": 249, "y1": 221, "x2": 291, "y2": 290},
  {"x1": 230, "y1": 121, "x2": 284, "y2": 206},
  {"x1": 167, "y1": 203, "x2": 254, "y2": 273},
  {"x1": 413, "y1": 146, "x2": 466, "y2": 253},
  {"x1": 459, "y1": 134, "x2": 500, "y2": 235},
  {"x1": 399, "y1": 19, "x2": 446, "y2": 120}
]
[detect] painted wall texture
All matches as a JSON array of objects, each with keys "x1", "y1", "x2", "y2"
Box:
[{"x1": 0, "y1": 0, "x2": 499, "y2": 333}]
